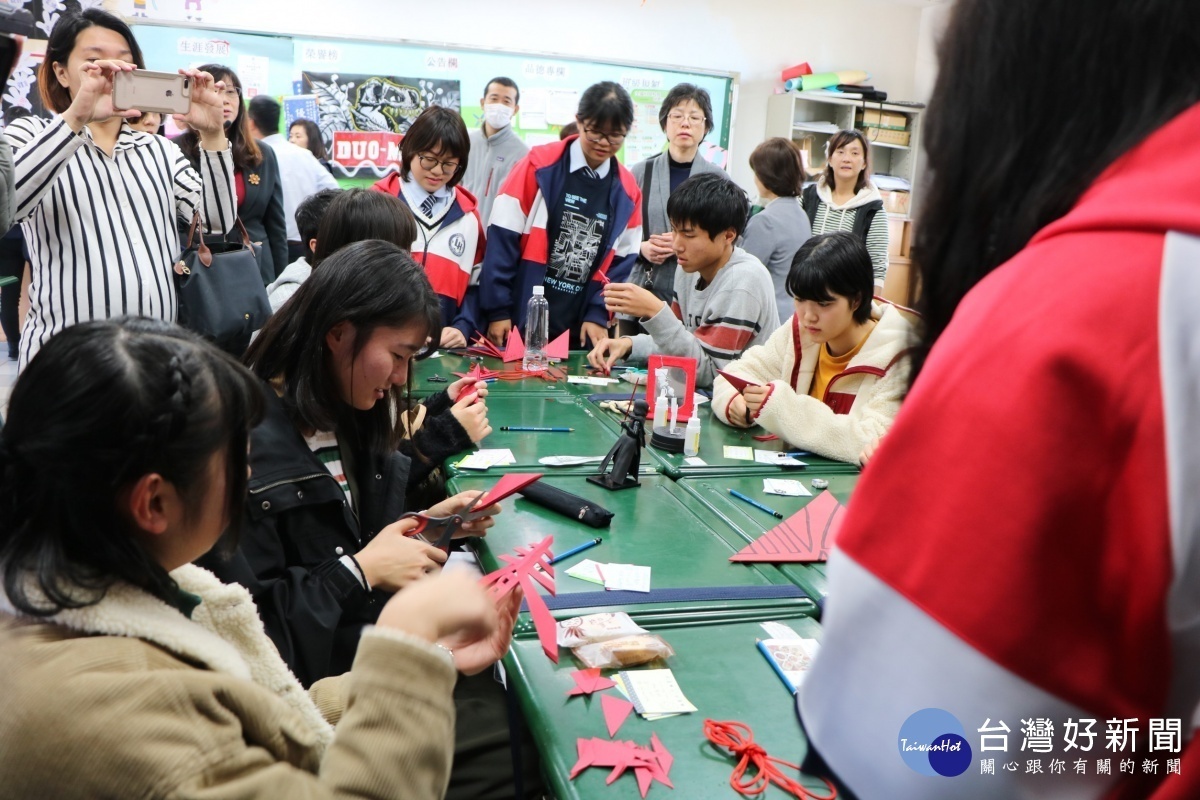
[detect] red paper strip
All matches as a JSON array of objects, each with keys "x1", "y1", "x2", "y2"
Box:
[{"x1": 729, "y1": 490, "x2": 846, "y2": 563}]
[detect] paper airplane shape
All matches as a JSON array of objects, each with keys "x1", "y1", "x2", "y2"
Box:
[
  {"x1": 569, "y1": 734, "x2": 674, "y2": 798},
  {"x1": 567, "y1": 668, "x2": 616, "y2": 697},
  {"x1": 601, "y1": 694, "x2": 634, "y2": 738},
  {"x1": 729, "y1": 490, "x2": 846, "y2": 563},
  {"x1": 546, "y1": 331, "x2": 569, "y2": 360},
  {"x1": 480, "y1": 534, "x2": 558, "y2": 661}
]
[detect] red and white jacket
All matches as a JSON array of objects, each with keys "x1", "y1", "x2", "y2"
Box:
[
  {"x1": 371, "y1": 175, "x2": 484, "y2": 339},
  {"x1": 799, "y1": 101, "x2": 1200, "y2": 799},
  {"x1": 712, "y1": 302, "x2": 913, "y2": 463}
]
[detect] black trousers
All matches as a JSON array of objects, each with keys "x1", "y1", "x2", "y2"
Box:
[
  {"x1": 446, "y1": 669, "x2": 545, "y2": 800},
  {"x1": 0, "y1": 236, "x2": 26, "y2": 357}
]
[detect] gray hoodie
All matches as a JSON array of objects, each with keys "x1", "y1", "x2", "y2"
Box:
[
  {"x1": 462, "y1": 125, "x2": 529, "y2": 226},
  {"x1": 266, "y1": 257, "x2": 311, "y2": 312}
]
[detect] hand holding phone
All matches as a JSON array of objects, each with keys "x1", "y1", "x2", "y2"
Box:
[{"x1": 113, "y1": 70, "x2": 192, "y2": 115}]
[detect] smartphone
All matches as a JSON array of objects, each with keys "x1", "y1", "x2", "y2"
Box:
[{"x1": 113, "y1": 70, "x2": 191, "y2": 115}]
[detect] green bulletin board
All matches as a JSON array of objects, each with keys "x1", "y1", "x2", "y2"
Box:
[{"x1": 131, "y1": 23, "x2": 734, "y2": 181}]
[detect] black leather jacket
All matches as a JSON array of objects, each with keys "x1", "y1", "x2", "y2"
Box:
[{"x1": 198, "y1": 386, "x2": 411, "y2": 687}]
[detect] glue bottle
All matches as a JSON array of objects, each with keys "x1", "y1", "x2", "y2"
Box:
[
  {"x1": 684, "y1": 415, "x2": 701, "y2": 457},
  {"x1": 653, "y1": 389, "x2": 668, "y2": 431}
]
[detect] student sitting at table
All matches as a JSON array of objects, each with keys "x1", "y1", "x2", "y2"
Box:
[
  {"x1": 0, "y1": 316, "x2": 516, "y2": 799},
  {"x1": 198, "y1": 240, "x2": 541, "y2": 800},
  {"x1": 712, "y1": 231, "x2": 913, "y2": 463},
  {"x1": 587, "y1": 172, "x2": 779, "y2": 388}
]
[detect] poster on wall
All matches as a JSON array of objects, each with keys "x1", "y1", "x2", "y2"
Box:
[
  {"x1": 0, "y1": 0, "x2": 89, "y2": 125},
  {"x1": 301, "y1": 71, "x2": 459, "y2": 178}
]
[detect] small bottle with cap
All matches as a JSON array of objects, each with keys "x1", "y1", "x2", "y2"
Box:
[{"x1": 683, "y1": 415, "x2": 701, "y2": 457}]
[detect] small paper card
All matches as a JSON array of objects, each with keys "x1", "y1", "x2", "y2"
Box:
[
  {"x1": 683, "y1": 457, "x2": 708, "y2": 467},
  {"x1": 568, "y1": 375, "x2": 618, "y2": 386},
  {"x1": 565, "y1": 559, "x2": 605, "y2": 585},
  {"x1": 457, "y1": 449, "x2": 516, "y2": 470},
  {"x1": 723, "y1": 445, "x2": 755, "y2": 461},
  {"x1": 763, "y1": 478, "x2": 811, "y2": 497},
  {"x1": 619, "y1": 669, "x2": 697, "y2": 716},
  {"x1": 601, "y1": 563, "x2": 651, "y2": 593},
  {"x1": 754, "y1": 450, "x2": 807, "y2": 467},
  {"x1": 760, "y1": 638, "x2": 821, "y2": 689}
]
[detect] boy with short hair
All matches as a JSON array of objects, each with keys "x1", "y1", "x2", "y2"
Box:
[
  {"x1": 266, "y1": 187, "x2": 341, "y2": 311},
  {"x1": 588, "y1": 172, "x2": 779, "y2": 387}
]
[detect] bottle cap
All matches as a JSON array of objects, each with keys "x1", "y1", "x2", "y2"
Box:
[{"x1": 532, "y1": 286, "x2": 545, "y2": 296}]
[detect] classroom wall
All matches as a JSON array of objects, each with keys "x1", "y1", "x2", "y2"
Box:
[
  {"x1": 184, "y1": 0, "x2": 924, "y2": 190},
  {"x1": 914, "y1": 3, "x2": 955, "y2": 103}
]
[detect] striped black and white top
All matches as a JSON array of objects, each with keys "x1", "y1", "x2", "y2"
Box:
[{"x1": 4, "y1": 116, "x2": 237, "y2": 369}]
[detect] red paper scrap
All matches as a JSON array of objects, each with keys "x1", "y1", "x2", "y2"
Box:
[
  {"x1": 479, "y1": 535, "x2": 558, "y2": 661},
  {"x1": 478, "y1": 472, "x2": 542, "y2": 507},
  {"x1": 729, "y1": 490, "x2": 846, "y2": 563},
  {"x1": 570, "y1": 736, "x2": 674, "y2": 798},
  {"x1": 503, "y1": 327, "x2": 525, "y2": 363},
  {"x1": 567, "y1": 668, "x2": 617, "y2": 697},
  {"x1": 715, "y1": 369, "x2": 760, "y2": 394},
  {"x1": 601, "y1": 694, "x2": 634, "y2": 737},
  {"x1": 545, "y1": 330, "x2": 569, "y2": 360}
]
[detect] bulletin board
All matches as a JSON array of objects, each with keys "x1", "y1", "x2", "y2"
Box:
[{"x1": 129, "y1": 23, "x2": 735, "y2": 180}]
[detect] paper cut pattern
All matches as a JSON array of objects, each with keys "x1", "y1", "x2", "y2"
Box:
[
  {"x1": 715, "y1": 369, "x2": 760, "y2": 394},
  {"x1": 467, "y1": 334, "x2": 505, "y2": 359},
  {"x1": 601, "y1": 694, "x2": 635, "y2": 737},
  {"x1": 570, "y1": 734, "x2": 674, "y2": 798},
  {"x1": 567, "y1": 668, "x2": 616, "y2": 697},
  {"x1": 729, "y1": 490, "x2": 846, "y2": 563},
  {"x1": 480, "y1": 535, "x2": 558, "y2": 661}
]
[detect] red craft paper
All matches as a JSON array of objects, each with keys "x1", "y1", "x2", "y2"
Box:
[
  {"x1": 479, "y1": 472, "x2": 542, "y2": 506},
  {"x1": 503, "y1": 327, "x2": 525, "y2": 363},
  {"x1": 729, "y1": 490, "x2": 846, "y2": 563},
  {"x1": 566, "y1": 668, "x2": 616, "y2": 697},
  {"x1": 480, "y1": 535, "x2": 558, "y2": 661},
  {"x1": 467, "y1": 333, "x2": 504, "y2": 359},
  {"x1": 601, "y1": 694, "x2": 634, "y2": 737},
  {"x1": 545, "y1": 330, "x2": 569, "y2": 360},
  {"x1": 715, "y1": 369, "x2": 760, "y2": 393},
  {"x1": 570, "y1": 737, "x2": 674, "y2": 797}
]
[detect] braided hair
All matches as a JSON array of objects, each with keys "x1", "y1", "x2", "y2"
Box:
[{"x1": 0, "y1": 318, "x2": 264, "y2": 616}]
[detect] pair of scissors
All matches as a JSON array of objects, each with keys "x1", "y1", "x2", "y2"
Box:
[
  {"x1": 399, "y1": 492, "x2": 491, "y2": 551},
  {"x1": 426, "y1": 374, "x2": 449, "y2": 383}
]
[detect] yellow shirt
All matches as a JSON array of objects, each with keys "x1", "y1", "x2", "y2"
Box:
[{"x1": 810, "y1": 333, "x2": 869, "y2": 401}]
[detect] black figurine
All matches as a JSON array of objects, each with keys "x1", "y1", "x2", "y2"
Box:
[{"x1": 588, "y1": 399, "x2": 647, "y2": 491}]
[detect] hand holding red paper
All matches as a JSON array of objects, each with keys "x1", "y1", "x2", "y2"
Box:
[
  {"x1": 715, "y1": 369, "x2": 761, "y2": 394},
  {"x1": 742, "y1": 383, "x2": 773, "y2": 416},
  {"x1": 375, "y1": 569, "x2": 499, "y2": 651},
  {"x1": 448, "y1": 374, "x2": 488, "y2": 403},
  {"x1": 450, "y1": 397, "x2": 492, "y2": 443},
  {"x1": 425, "y1": 489, "x2": 502, "y2": 537},
  {"x1": 437, "y1": 582, "x2": 524, "y2": 675}
]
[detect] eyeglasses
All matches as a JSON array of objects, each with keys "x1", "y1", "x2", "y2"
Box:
[
  {"x1": 220, "y1": 87, "x2": 242, "y2": 101},
  {"x1": 417, "y1": 153, "x2": 460, "y2": 174},
  {"x1": 667, "y1": 112, "x2": 705, "y2": 126},
  {"x1": 582, "y1": 127, "x2": 627, "y2": 146}
]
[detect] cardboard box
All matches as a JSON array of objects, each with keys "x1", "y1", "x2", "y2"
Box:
[
  {"x1": 857, "y1": 109, "x2": 908, "y2": 130},
  {"x1": 862, "y1": 126, "x2": 911, "y2": 147}
]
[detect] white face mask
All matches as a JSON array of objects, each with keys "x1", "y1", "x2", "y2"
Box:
[{"x1": 483, "y1": 103, "x2": 514, "y2": 131}]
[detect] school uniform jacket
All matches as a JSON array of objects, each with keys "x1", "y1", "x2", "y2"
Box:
[
  {"x1": 799, "y1": 101, "x2": 1200, "y2": 798},
  {"x1": 478, "y1": 136, "x2": 642, "y2": 332},
  {"x1": 712, "y1": 302, "x2": 912, "y2": 463},
  {"x1": 371, "y1": 175, "x2": 484, "y2": 339}
]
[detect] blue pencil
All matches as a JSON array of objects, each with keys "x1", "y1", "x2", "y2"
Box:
[
  {"x1": 500, "y1": 426, "x2": 574, "y2": 432},
  {"x1": 729, "y1": 489, "x2": 784, "y2": 519},
  {"x1": 756, "y1": 640, "x2": 798, "y2": 695},
  {"x1": 549, "y1": 537, "x2": 603, "y2": 565}
]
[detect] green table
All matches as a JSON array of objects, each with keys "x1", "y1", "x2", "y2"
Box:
[
  {"x1": 445, "y1": 395, "x2": 642, "y2": 478},
  {"x1": 452, "y1": 472, "x2": 814, "y2": 618},
  {"x1": 504, "y1": 610, "x2": 829, "y2": 800},
  {"x1": 588, "y1": 401, "x2": 862, "y2": 479},
  {"x1": 677, "y1": 472, "x2": 860, "y2": 611}
]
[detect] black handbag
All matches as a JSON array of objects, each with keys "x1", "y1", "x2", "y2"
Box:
[
  {"x1": 174, "y1": 212, "x2": 271, "y2": 356},
  {"x1": 518, "y1": 481, "x2": 614, "y2": 528}
]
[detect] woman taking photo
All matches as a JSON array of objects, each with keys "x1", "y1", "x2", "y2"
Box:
[
  {"x1": 0, "y1": 317, "x2": 514, "y2": 798},
  {"x1": 178, "y1": 64, "x2": 288, "y2": 285},
  {"x1": 800, "y1": 128, "x2": 890, "y2": 288},
  {"x1": 622, "y1": 84, "x2": 726, "y2": 333},
  {"x1": 741, "y1": 137, "x2": 812, "y2": 323},
  {"x1": 3, "y1": 8, "x2": 236, "y2": 369}
]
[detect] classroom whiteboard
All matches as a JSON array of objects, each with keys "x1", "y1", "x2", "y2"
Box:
[{"x1": 130, "y1": 23, "x2": 734, "y2": 179}]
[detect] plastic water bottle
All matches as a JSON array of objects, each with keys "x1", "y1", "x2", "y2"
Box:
[
  {"x1": 684, "y1": 415, "x2": 702, "y2": 457},
  {"x1": 522, "y1": 286, "x2": 549, "y2": 373}
]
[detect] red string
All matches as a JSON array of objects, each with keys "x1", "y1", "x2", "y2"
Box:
[{"x1": 702, "y1": 719, "x2": 837, "y2": 800}]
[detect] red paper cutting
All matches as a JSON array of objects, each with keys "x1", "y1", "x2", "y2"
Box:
[
  {"x1": 478, "y1": 472, "x2": 542, "y2": 506},
  {"x1": 503, "y1": 327, "x2": 525, "y2": 363},
  {"x1": 570, "y1": 736, "x2": 674, "y2": 798},
  {"x1": 567, "y1": 668, "x2": 616, "y2": 697},
  {"x1": 480, "y1": 535, "x2": 558, "y2": 661},
  {"x1": 467, "y1": 333, "x2": 505, "y2": 359},
  {"x1": 715, "y1": 369, "x2": 760, "y2": 394},
  {"x1": 601, "y1": 694, "x2": 634, "y2": 737},
  {"x1": 545, "y1": 330, "x2": 569, "y2": 360},
  {"x1": 729, "y1": 490, "x2": 845, "y2": 563}
]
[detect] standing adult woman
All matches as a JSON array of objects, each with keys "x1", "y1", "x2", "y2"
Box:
[
  {"x1": 289, "y1": 117, "x2": 333, "y2": 173},
  {"x1": 622, "y1": 84, "x2": 726, "y2": 334},
  {"x1": 800, "y1": 129, "x2": 890, "y2": 289},
  {"x1": 178, "y1": 64, "x2": 288, "y2": 285},
  {"x1": 3, "y1": 8, "x2": 236, "y2": 369},
  {"x1": 796, "y1": 1, "x2": 1200, "y2": 797},
  {"x1": 0, "y1": 316, "x2": 515, "y2": 798},
  {"x1": 741, "y1": 137, "x2": 812, "y2": 322},
  {"x1": 479, "y1": 81, "x2": 643, "y2": 349}
]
